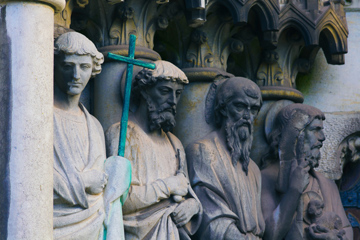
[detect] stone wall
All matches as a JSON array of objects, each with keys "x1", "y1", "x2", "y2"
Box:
[{"x1": 297, "y1": 10, "x2": 360, "y2": 180}]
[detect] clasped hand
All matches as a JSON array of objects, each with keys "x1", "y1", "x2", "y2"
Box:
[
  {"x1": 171, "y1": 198, "x2": 200, "y2": 227},
  {"x1": 82, "y1": 169, "x2": 108, "y2": 194},
  {"x1": 165, "y1": 174, "x2": 189, "y2": 198},
  {"x1": 282, "y1": 132, "x2": 310, "y2": 193}
]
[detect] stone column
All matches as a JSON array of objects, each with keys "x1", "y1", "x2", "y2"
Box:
[{"x1": 0, "y1": 0, "x2": 65, "y2": 238}]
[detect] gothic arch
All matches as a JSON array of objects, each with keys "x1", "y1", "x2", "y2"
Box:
[{"x1": 279, "y1": 20, "x2": 314, "y2": 46}]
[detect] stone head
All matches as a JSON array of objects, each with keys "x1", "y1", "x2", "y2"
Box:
[
  {"x1": 54, "y1": 32, "x2": 104, "y2": 96},
  {"x1": 270, "y1": 104, "x2": 325, "y2": 168},
  {"x1": 132, "y1": 60, "x2": 188, "y2": 132},
  {"x1": 214, "y1": 77, "x2": 262, "y2": 128},
  {"x1": 340, "y1": 136, "x2": 360, "y2": 171},
  {"x1": 214, "y1": 77, "x2": 262, "y2": 174},
  {"x1": 307, "y1": 199, "x2": 324, "y2": 222}
]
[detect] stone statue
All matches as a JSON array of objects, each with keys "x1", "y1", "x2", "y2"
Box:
[
  {"x1": 260, "y1": 103, "x2": 352, "y2": 240},
  {"x1": 185, "y1": 77, "x2": 265, "y2": 239},
  {"x1": 306, "y1": 197, "x2": 346, "y2": 239},
  {"x1": 53, "y1": 32, "x2": 131, "y2": 239},
  {"x1": 106, "y1": 60, "x2": 202, "y2": 240},
  {"x1": 338, "y1": 135, "x2": 360, "y2": 239}
]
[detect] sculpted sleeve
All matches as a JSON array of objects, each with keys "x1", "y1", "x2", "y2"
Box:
[
  {"x1": 105, "y1": 122, "x2": 171, "y2": 214},
  {"x1": 186, "y1": 141, "x2": 241, "y2": 240}
]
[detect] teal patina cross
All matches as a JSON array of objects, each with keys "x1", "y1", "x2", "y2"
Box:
[{"x1": 107, "y1": 34, "x2": 156, "y2": 157}]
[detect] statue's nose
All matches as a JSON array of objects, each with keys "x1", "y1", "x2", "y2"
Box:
[{"x1": 73, "y1": 66, "x2": 81, "y2": 80}]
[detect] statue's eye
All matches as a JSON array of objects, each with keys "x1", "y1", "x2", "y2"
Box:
[
  {"x1": 81, "y1": 64, "x2": 91, "y2": 69},
  {"x1": 251, "y1": 107, "x2": 259, "y2": 114},
  {"x1": 62, "y1": 64, "x2": 72, "y2": 70},
  {"x1": 159, "y1": 88, "x2": 169, "y2": 95},
  {"x1": 234, "y1": 103, "x2": 246, "y2": 110},
  {"x1": 176, "y1": 90, "x2": 182, "y2": 97}
]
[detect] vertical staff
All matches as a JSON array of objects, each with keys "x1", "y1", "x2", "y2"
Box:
[
  {"x1": 118, "y1": 35, "x2": 135, "y2": 157},
  {"x1": 105, "y1": 35, "x2": 155, "y2": 240},
  {"x1": 107, "y1": 35, "x2": 155, "y2": 157}
]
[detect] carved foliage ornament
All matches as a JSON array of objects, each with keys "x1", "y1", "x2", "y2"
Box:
[
  {"x1": 256, "y1": 50, "x2": 284, "y2": 87},
  {"x1": 108, "y1": 0, "x2": 177, "y2": 48}
]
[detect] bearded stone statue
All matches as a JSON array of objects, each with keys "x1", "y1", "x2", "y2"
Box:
[
  {"x1": 186, "y1": 77, "x2": 265, "y2": 240},
  {"x1": 261, "y1": 103, "x2": 352, "y2": 240},
  {"x1": 106, "y1": 60, "x2": 202, "y2": 240}
]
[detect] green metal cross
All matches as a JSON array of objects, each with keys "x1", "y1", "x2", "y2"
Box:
[{"x1": 107, "y1": 35, "x2": 156, "y2": 157}]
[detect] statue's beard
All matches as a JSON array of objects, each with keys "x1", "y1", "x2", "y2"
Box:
[
  {"x1": 306, "y1": 148, "x2": 321, "y2": 169},
  {"x1": 145, "y1": 96, "x2": 176, "y2": 133},
  {"x1": 225, "y1": 118, "x2": 253, "y2": 175}
]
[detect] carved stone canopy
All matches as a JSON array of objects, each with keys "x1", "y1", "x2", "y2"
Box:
[{"x1": 65, "y1": 0, "x2": 348, "y2": 91}]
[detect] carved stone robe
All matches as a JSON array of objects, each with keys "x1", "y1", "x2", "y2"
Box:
[
  {"x1": 106, "y1": 117, "x2": 202, "y2": 240},
  {"x1": 186, "y1": 131, "x2": 265, "y2": 240},
  {"x1": 261, "y1": 162, "x2": 353, "y2": 240},
  {"x1": 53, "y1": 105, "x2": 131, "y2": 239}
]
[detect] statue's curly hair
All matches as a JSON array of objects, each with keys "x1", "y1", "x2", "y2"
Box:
[
  {"x1": 54, "y1": 32, "x2": 104, "y2": 77},
  {"x1": 131, "y1": 60, "x2": 188, "y2": 105}
]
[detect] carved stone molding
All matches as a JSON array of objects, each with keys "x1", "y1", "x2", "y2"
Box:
[
  {"x1": 183, "y1": 4, "x2": 244, "y2": 71},
  {"x1": 3, "y1": 0, "x2": 66, "y2": 12},
  {"x1": 279, "y1": 0, "x2": 348, "y2": 65},
  {"x1": 54, "y1": 0, "x2": 88, "y2": 28},
  {"x1": 256, "y1": 50, "x2": 284, "y2": 87},
  {"x1": 70, "y1": 0, "x2": 182, "y2": 49},
  {"x1": 63, "y1": 0, "x2": 349, "y2": 91}
]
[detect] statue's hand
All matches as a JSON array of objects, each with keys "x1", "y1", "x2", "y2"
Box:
[
  {"x1": 307, "y1": 224, "x2": 338, "y2": 240},
  {"x1": 82, "y1": 169, "x2": 108, "y2": 195},
  {"x1": 171, "y1": 198, "x2": 200, "y2": 227},
  {"x1": 289, "y1": 159, "x2": 310, "y2": 193},
  {"x1": 280, "y1": 127, "x2": 306, "y2": 163},
  {"x1": 164, "y1": 174, "x2": 189, "y2": 197}
]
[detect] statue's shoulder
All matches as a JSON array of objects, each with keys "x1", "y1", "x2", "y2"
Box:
[
  {"x1": 106, "y1": 118, "x2": 139, "y2": 137},
  {"x1": 81, "y1": 105, "x2": 104, "y2": 135},
  {"x1": 249, "y1": 159, "x2": 261, "y2": 176},
  {"x1": 315, "y1": 171, "x2": 337, "y2": 189},
  {"x1": 166, "y1": 131, "x2": 184, "y2": 149},
  {"x1": 186, "y1": 132, "x2": 218, "y2": 160},
  {"x1": 90, "y1": 114, "x2": 104, "y2": 132},
  {"x1": 260, "y1": 162, "x2": 279, "y2": 183}
]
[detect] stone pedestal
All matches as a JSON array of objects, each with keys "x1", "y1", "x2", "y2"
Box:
[{"x1": 0, "y1": 0, "x2": 65, "y2": 238}]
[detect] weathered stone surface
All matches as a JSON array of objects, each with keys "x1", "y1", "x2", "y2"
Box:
[
  {"x1": 261, "y1": 104, "x2": 352, "y2": 240},
  {"x1": 53, "y1": 32, "x2": 130, "y2": 239},
  {"x1": 106, "y1": 60, "x2": 202, "y2": 240},
  {"x1": 186, "y1": 77, "x2": 265, "y2": 239},
  {"x1": 297, "y1": 12, "x2": 360, "y2": 179},
  {"x1": 317, "y1": 112, "x2": 360, "y2": 180},
  {"x1": 0, "y1": 2, "x2": 62, "y2": 239}
]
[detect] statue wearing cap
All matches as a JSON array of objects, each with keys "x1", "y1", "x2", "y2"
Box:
[{"x1": 106, "y1": 60, "x2": 202, "y2": 240}]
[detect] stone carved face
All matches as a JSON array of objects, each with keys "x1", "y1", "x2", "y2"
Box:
[
  {"x1": 225, "y1": 89, "x2": 261, "y2": 133},
  {"x1": 215, "y1": 77, "x2": 262, "y2": 174},
  {"x1": 307, "y1": 199, "x2": 324, "y2": 222},
  {"x1": 142, "y1": 80, "x2": 184, "y2": 132},
  {"x1": 132, "y1": 60, "x2": 188, "y2": 132},
  {"x1": 54, "y1": 54, "x2": 93, "y2": 96},
  {"x1": 303, "y1": 118, "x2": 325, "y2": 168}
]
